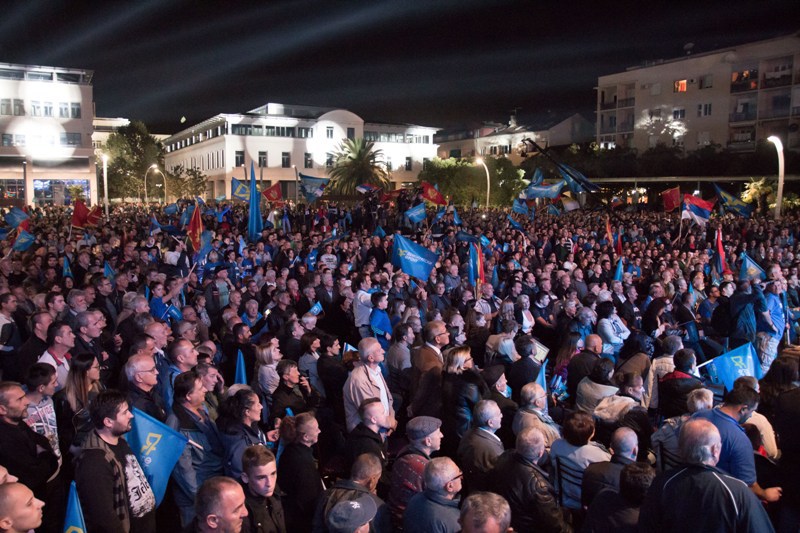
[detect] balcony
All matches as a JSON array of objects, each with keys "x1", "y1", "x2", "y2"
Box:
[
  {"x1": 731, "y1": 80, "x2": 758, "y2": 93},
  {"x1": 729, "y1": 111, "x2": 757, "y2": 122},
  {"x1": 617, "y1": 121, "x2": 634, "y2": 133},
  {"x1": 617, "y1": 97, "x2": 635, "y2": 108},
  {"x1": 760, "y1": 107, "x2": 790, "y2": 120},
  {"x1": 727, "y1": 140, "x2": 755, "y2": 152},
  {"x1": 600, "y1": 101, "x2": 616, "y2": 110},
  {"x1": 600, "y1": 125, "x2": 616, "y2": 134},
  {"x1": 762, "y1": 71, "x2": 792, "y2": 89}
]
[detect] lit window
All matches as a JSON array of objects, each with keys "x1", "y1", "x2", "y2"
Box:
[{"x1": 673, "y1": 80, "x2": 687, "y2": 92}]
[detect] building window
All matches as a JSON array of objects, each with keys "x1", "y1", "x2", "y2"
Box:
[
  {"x1": 235, "y1": 151, "x2": 245, "y2": 167},
  {"x1": 649, "y1": 108, "x2": 662, "y2": 119},
  {"x1": 326, "y1": 154, "x2": 334, "y2": 169},
  {"x1": 59, "y1": 103, "x2": 69, "y2": 118},
  {"x1": 0, "y1": 99, "x2": 10, "y2": 115},
  {"x1": 258, "y1": 151, "x2": 267, "y2": 168},
  {"x1": 13, "y1": 99, "x2": 24, "y2": 116},
  {"x1": 650, "y1": 83, "x2": 661, "y2": 96},
  {"x1": 1, "y1": 134, "x2": 12, "y2": 146},
  {"x1": 14, "y1": 135, "x2": 25, "y2": 146},
  {"x1": 672, "y1": 108, "x2": 686, "y2": 119},
  {"x1": 404, "y1": 157, "x2": 412, "y2": 171},
  {"x1": 673, "y1": 80, "x2": 688, "y2": 93},
  {"x1": 70, "y1": 103, "x2": 81, "y2": 118},
  {"x1": 281, "y1": 152, "x2": 290, "y2": 168},
  {"x1": 30, "y1": 101, "x2": 41, "y2": 117},
  {"x1": 347, "y1": 127, "x2": 355, "y2": 140},
  {"x1": 386, "y1": 158, "x2": 392, "y2": 171},
  {"x1": 59, "y1": 133, "x2": 81, "y2": 146},
  {"x1": 698, "y1": 131, "x2": 711, "y2": 146},
  {"x1": 326, "y1": 127, "x2": 334, "y2": 139},
  {"x1": 304, "y1": 152, "x2": 312, "y2": 169},
  {"x1": 697, "y1": 103, "x2": 712, "y2": 117},
  {"x1": 43, "y1": 102, "x2": 53, "y2": 117},
  {"x1": 264, "y1": 126, "x2": 276, "y2": 136},
  {"x1": 699, "y1": 74, "x2": 713, "y2": 89},
  {"x1": 299, "y1": 127, "x2": 313, "y2": 138}
]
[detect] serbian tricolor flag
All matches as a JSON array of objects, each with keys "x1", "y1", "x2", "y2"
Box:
[
  {"x1": 420, "y1": 181, "x2": 446, "y2": 205},
  {"x1": 661, "y1": 187, "x2": 681, "y2": 212},
  {"x1": 261, "y1": 182, "x2": 282, "y2": 202},
  {"x1": 713, "y1": 228, "x2": 731, "y2": 277},
  {"x1": 681, "y1": 194, "x2": 715, "y2": 227},
  {"x1": 187, "y1": 201, "x2": 204, "y2": 251}
]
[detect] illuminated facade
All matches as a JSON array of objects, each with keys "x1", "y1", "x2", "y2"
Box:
[
  {"x1": 163, "y1": 103, "x2": 439, "y2": 199},
  {"x1": 596, "y1": 32, "x2": 800, "y2": 153},
  {"x1": 0, "y1": 62, "x2": 97, "y2": 206}
]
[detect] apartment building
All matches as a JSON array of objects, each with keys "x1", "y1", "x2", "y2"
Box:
[
  {"x1": 163, "y1": 102, "x2": 439, "y2": 199},
  {"x1": 596, "y1": 32, "x2": 800, "y2": 153},
  {"x1": 0, "y1": 62, "x2": 96, "y2": 206}
]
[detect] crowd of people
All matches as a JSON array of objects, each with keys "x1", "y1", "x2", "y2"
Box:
[{"x1": 0, "y1": 189, "x2": 799, "y2": 533}]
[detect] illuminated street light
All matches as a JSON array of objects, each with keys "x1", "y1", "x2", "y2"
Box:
[
  {"x1": 102, "y1": 154, "x2": 109, "y2": 217},
  {"x1": 143, "y1": 164, "x2": 158, "y2": 203},
  {"x1": 475, "y1": 158, "x2": 490, "y2": 208},
  {"x1": 767, "y1": 136, "x2": 784, "y2": 219}
]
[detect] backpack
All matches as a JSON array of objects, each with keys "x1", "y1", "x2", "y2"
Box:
[{"x1": 710, "y1": 298, "x2": 732, "y2": 337}]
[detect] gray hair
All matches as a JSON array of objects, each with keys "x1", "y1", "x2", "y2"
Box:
[
  {"x1": 125, "y1": 354, "x2": 153, "y2": 382},
  {"x1": 473, "y1": 399, "x2": 499, "y2": 428},
  {"x1": 66, "y1": 289, "x2": 85, "y2": 308},
  {"x1": 679, "y1": 419, "x2": 720, "y2": 465},
  {"x1": 423, "y1": 457, "x2": 459, "y2": 493},
  {"x1": 687, "y1": 388, "x2": 714, "y2": 413},
  {"x1": 516, "y1": 426, "x2": 546, "y2": 461},
  {"x1": 460, "y1": 492, "x2": 512, "y2": 533},
  {"x1": 519, "y1": 382, "x2": 544, "y2": 408},
  {"x1": 357, "y1": 337, "x2": 381, "y2": 363},
  {"x1": 661, "y1": 335, "x2": 684, "y2": 356},
  {"x1": 610, "y1": 427, "x2": 638, "y2": 458}
]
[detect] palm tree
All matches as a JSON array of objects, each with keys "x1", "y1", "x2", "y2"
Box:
[
  {"x1": 742, "y1": 177, "x2": 774, "y2": 214},
  {"x1": 327, "y1": 138, "x2": 390, "y2": 194}
]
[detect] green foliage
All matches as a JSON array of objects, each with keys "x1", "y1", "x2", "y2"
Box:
[
  {"x1": 416, "y1": 157, "x2": 524, "y2": 206},
  {"x1": 327, "y1": 138, "x2": 390, "y2": 195},
  {"x1": 66, "y1": 185, "x2": 85, "y2": 202},
  {"x1": 742, "y1": 177, "x2": 775, "y2": 214},
  {"x1": 104, "y1": 121, "x2": 165, "y2": 201},
  {"x1": 165, "y1": 165, "x2": 209, "y2": 199}
]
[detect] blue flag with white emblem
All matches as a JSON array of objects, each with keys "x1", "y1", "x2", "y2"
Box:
[
  {"x1": 739, "y1": 251, "x2": 766, "y2": 281},
  {"x1": 391, "y1": 234, "x2": 440, "y2": 280},
  {"x1": 713, "y1": 184, "x2": 753, "y2": 217},
  {"x1": 309, "y1": 301, "x2": 323, "y2": 316},
  {"x1": 64, "y1": 481, "x2": 87, "y2": 533},
  {"x1": 703, "y1": 343, "x2": 762, "y2": 391},
  {"x1": 231, "y1": 178, "x2": 250, "y2": 201},
  {"x1": 128, "y1": 408, "x2": 188, "y2": 505},
  {"x1": 405, "y1": 203, "x2": 426, "y2": 224},
  {"x1": 521, "y1": 180, "x2": 565, "y2": 199},
  {"x1": 433, "y1": 207, "x2": 446, "y2": 223},
  {"x1": 12, "y1": 230, "x2": 35, "y2": 251}
]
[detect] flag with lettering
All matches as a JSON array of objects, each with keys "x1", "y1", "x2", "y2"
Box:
[
  {"x1": 128, "y1": 408, "x2": 188, "y2": 505},
  {"x1": 520, "y1": 180, "x2": 564, "y2": 199},
  {"x1": 405, "y1": 203, "x2": 427, "y2": 224},
  {"x1": 309, "y1": 301, "x2": 323, "y2": 316},
  {"x1": 703, "y1": 343, "x2": 762, "y2": 391},
  {"x1": 64, "y1": 481, "x2": 87, "y2": 533},
  {"x1": 391, "y1": 234, "x2": 440, "y2": 280}
]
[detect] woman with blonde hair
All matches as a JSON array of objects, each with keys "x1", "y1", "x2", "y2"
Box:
[
  {"x1": 440, "y1": 345, "x2": 489, "y2": 456},
  {"x1": 255, "y1": 337, "x2": 283, "y2": 396}
]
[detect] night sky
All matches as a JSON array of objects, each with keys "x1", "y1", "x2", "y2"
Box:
[{"x1": 2, "y1": 1, "x2": 797, "y2": 134}]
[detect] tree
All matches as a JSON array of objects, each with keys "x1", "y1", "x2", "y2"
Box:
[
  {"x1": 103, "y1": 121, "x2": 164, "y2": 201},
  {"x1": 165, "y1": 165, "x2": 208, "y2": 199},
  {"x1": 742, "y1": 177, "x2": 774, "y2": 215},
  {"x1": 327, "y1": 138, "x2": 390, "y2": 194}
]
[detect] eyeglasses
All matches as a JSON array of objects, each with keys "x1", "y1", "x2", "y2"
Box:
[
  {"x1": 137, "y1": 367, "x2": 158, "y2": 374},
  {"x1": 435, "y1": 331, "x2": 450, "y2": 338},
  {"x1": 446, "y1": 472, "x2": 463, "y2": 484}
]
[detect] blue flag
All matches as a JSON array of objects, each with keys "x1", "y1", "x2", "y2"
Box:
[
  {"x1": 536, "y1": 357, "x2": 549, "y2": 414},
  {"x1": 149, "y1": 216, "x2": 162, "y2": 236},
  {"x1": 179, "y1": 205, "x2": 194, "y2": 227},
  {"x1": 456, "y1": 230, "x2": 479, "y2": 244},
  {"x1": 195, "y1": 196, "x2": 206, "y2": 206},
  {"x1": 530, "y1": 167, "x2": 544, "y2": 186},
  {"x1": 64, "y1": 481, "x2": 87, "y2": 533},
  {"x1": 231, "y1": 177, "x2": 250, "y2": 201},
  {"x1": 63, "y1": 257, "x2": 73, "y2": 279},
  {"x1": 557, "y1": 163, "x2": 599, "y2": 193},
  {"x1": 506, "y1": 215, "x2": 523, "y2": 231},
  {"x1": 405, "y1": 203, "x2": 427, "y2": 224},
  {"x1": 391, "y1": 234, "x2": 440, "y2": 280},
  {"x1": 491, "y1": 265, "x2": 500, "y2": 290},
  {"x1": 12, "y1": 230, "x2": 35, "y2": 251},
  {"x1": 613, "y1": 258, "x2": 624, "y2": 281},
  {"x1": 215, "y1": 193, "x2": 226, "y2": 202},
  {"x1": 306, "y1": 248, "x2": 319, "y2": 271},
  {"x1": 196, "y1": 230, "x2": 214, "y2": 261},
  {"x1": 215, "y1": 206, "x2": 231, "y2": 223},
  {"x1": 235, "y1": 349, "x2": 248, "y2": 385},
  {"x1": 713, "y1": 184, "x2": 753, "y2": 217},
  {"x1": 739, "y1": 252, "x2": 766, "y2": 281},
  {"x1": 128, "y1": 408, "x2": 188, "y2": 505},
  {"x1": 104, "y1": 261, "x2": 117, "y2": 282},
  {"x1": 512, "y1": 199, "x2": 529, "y2": 215},
  {"x1": 373, "y1": 226, "x2": 386, "y2": 238},
  {"x1": 4, "y1": 206, "x2": 28, "y2": 228},
  {"x1": 703, "y1": 343, "x2": 762, "y2": 391},
  {"x1": 547, "y1": 205, "x2": 560, "y2": 216},
  {"x1": 248, "y1": 162, "x2": 263, "y2": 242},
  {"x1": 165, "y1": 304, "x2": 183, "y2": 322},
  {"x1": 468, "y1": 242, "x2": 481, "y2": 288},
  {"x1": 298, "y1": 173, "x2": 329, "y2": 204},
  {"x1": 433, "y1": 207, "x2": 446, "y2": 223},
  {"x1": 479, "y1": 235, "x2": 491, "y2": 248},
  {"x1": 164, "y1": 203, "x2": 178, "y2": 216},
  {"x1": 309, "y1": 301, "x2": 323, "y2": 316},
  {"x1": 342, "y1": 342, "x2": 358, "y2": 356},
  {"x1": 452, "y1": 208, "x2": 463, "y2": 226},
  {"x1": 521, "y1": 180, "x2": 564, "y2": 199}
]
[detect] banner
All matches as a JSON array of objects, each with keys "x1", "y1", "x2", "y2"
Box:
[
  {"x1": 739, "y1": 251, "x2": 766, "y2": 281},
  {"x1": 713, "y1": 184, "x2": 753, "y2": 217},
  {"x1": 298, "y1": 173, "x2": 329, "y2": 204},
  {"x1": 64, "y1": 481, "x2": 87, "y2": 533},
  {"x1": 405, "y1": 203, "x2": 427, "y2": 224},
  {"x1": 248, "y1": 162, "x2": 263, "y2": 242},
  {"x1": 661, "y1": 187, "x2": 681, "y2": 212},
  {"x1": 390, "y1": 234, "x2": 440, "y2": 280},
  {"x1": 128, "y1": 408, "x2": 188, "y2": 505},
  {"x1": 521, "y1": 180, "x2": 564, "y2": 199},
  {"x1": 703, "y1": 343, "x2": 762, "y2": 391}
]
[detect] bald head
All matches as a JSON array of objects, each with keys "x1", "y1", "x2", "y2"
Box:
[
  {"x1": 520, "y1": 382, "x2": 546, "y2": 409},
  {"x1": 0, "y1": 483, "x2": 44, "y2": 533},
  {"x1": 680, "y1": 419, "x2": 721, "y2": 466},
  {"x1": 585, "y1": 334, "x2": 602, "y2": 354},
  {"x1": 610, "y1": 427, "x2": 638, "y2": 460},
  {"x1": 516, "y1": 427, "x2": 546, "y2": 461}
]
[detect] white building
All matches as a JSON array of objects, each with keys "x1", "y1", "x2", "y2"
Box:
[
  {"x1": 163, "y1": 103, "x2": 439, "y2": 199},
  {"x1": 0, "y1": 62, "x2": 97, "y2": 206},
  {"x1": 596, "y1": 32, "x2": 800, "y2": 153},
  {"x1": 435, "y1": 113, "x2": 594, "y2": 166}
]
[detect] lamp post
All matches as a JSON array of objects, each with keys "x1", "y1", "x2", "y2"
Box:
[
  {"x1": 293, "y1": 165, "x2": 299, "y2": 207},
  {"x1": 767, "y1": 136, "x2": 784, "y2": 219},
  {"x1": 143, "y1": 164, "x2": 157, "y2": 204},
  {"x1": 102, "y1": 154, "x2": 109, "y2": 217},
  {"x1": 153, "y1": 166, "x2": 167, "y2": 203},
  {"x1": 475, "y1": 158, "x2": 490, "y2": 208}
]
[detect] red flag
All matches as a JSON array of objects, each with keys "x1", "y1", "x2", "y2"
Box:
[
  {"x1": 261, "y1": 182, "x2": 282, "y2": 202},
  {"x1": 187, "y1": 203, "x2": 203, "y2": 251},
  {"x1": 380, "y1": 189, "x2": 403, "y2": 203},
  {"x1": 71, "y1": 200, "x2": 90, "y2": 228},
  {"x1": 86, "y1": 206, "x2": 102, "y2": 226},
  {"x1": 661, "y1": 187, "x2": 681, "y2": 212},
  {"x1": 420, "y1": 182, "x2": 446, "y2": 205}
]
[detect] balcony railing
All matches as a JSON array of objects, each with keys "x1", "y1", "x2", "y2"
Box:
[
  {"x1": 760, "y1": 108, "x2": 790, "y2": 119},
  {"x1": 731, "y1": 80, "x2": 758, "y2": 93},
  {"x1": 727, "y1": 140, "x2": 755, "y2": 151},
  {"x1": 600, "y1": 126, "x2": 616, "y2": 134},
  {"x1": 761, "y1": 72, "x2": 792, "y2": 89},
  {"x1": 617, "y1": 97, "x2": 635, "y2": 108},
  {"x1": 617, "y1": 121, "x2": 634, "y2": 133},
  {"x1": 729, "y1": 111, "x2": 757, "y2": 122},
  {"x1": 600, "y1": 101, "x2": 616, "y2": 110}
]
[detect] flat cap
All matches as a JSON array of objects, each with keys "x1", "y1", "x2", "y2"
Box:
[
  {"x1": 482, "y1": 364, "x2": 505, "y2": 388},
  {"x1": 406, "y1": 416, "x2": 442, "y2": 440}
]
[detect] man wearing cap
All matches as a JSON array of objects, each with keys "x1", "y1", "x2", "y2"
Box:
[
  {"x1": 204, "y1": 265, "x2": 233, "y2": 320},
  {"x1": 388, "y1": 416, "x2": 442, "y2": 524},
  {"x1": 325, "y1": 494, "x2": 377, "y2": 533}
]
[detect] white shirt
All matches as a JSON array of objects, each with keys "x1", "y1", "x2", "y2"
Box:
[
  {"x1": 368, "y1": 364, "x2": 390, "y2": 415},
  {"x1": 38, "y1": 350, "x2": 70, "y2": 391}
]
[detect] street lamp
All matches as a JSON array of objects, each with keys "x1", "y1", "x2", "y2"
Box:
[
  {"x1": 475, "y1": 158, "x2": 490, "y2": 208},
  {"x1": 102, "y1": 154, "x2": 109, "y2": 217},
  {"x1": 143, "y1": 164, "x2": 157, "y2": 204},
  {"x1": 767, "y1": 136, "x2": 785, "y2": 219},
  {"x1": 152, "y1": 166, "x2": 167, "y2": 203}
]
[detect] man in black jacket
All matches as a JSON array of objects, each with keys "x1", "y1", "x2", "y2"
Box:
[
  {"x1": 489, "y1": 426, "x2": 571, "y2": 533},
  {"x1": 124, "y1": 354, "x2": 167, "y2": 422},
  {"x1": 566, "y1": 334, "x2": 603, "y2": 402},
  {"x1": 581, "y1": 426, "x2": 638, "y2": 507},
  {"x1": 240, "y1": 446, "x2": 286, "y2": 533},
  {"x1": 344, "y1": 398, "x2": 388, "y2": 474}
]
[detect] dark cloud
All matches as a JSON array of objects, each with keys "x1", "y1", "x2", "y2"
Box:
[{"x1": 1, "y1": 0, "x2": 796, "y2": 133}]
